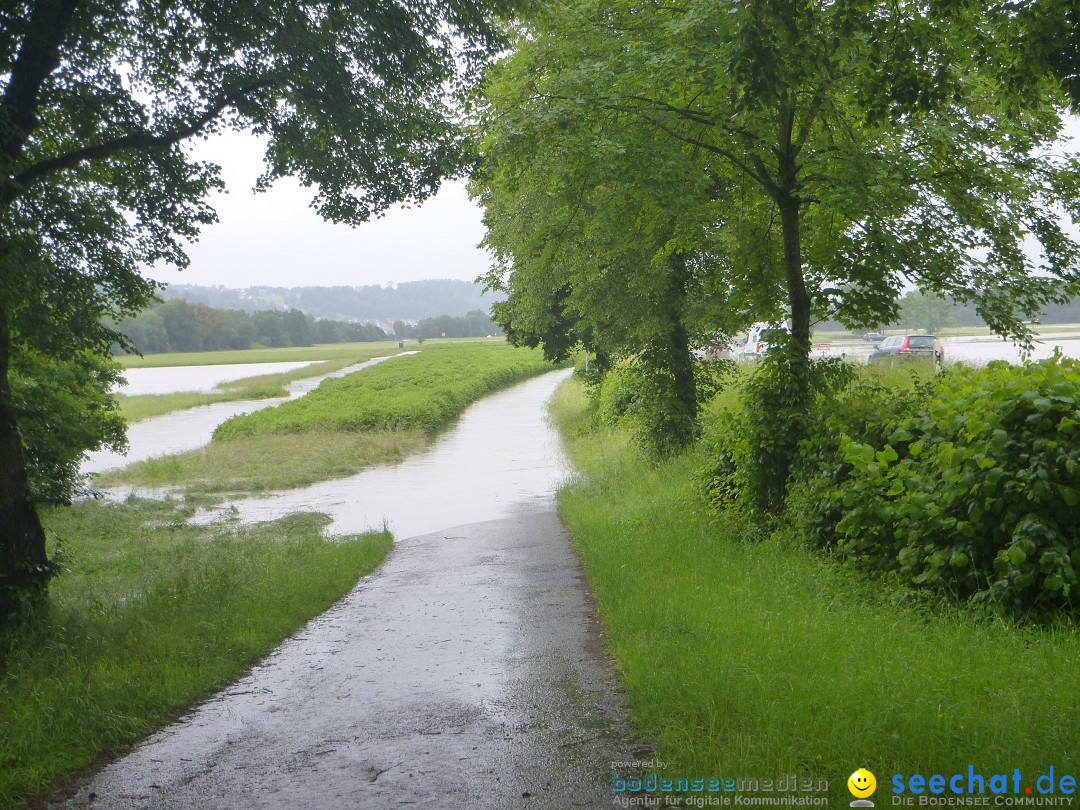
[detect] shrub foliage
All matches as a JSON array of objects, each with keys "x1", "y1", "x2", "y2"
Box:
[{"x1": 704, "y1": 353, "x2": 1080, "y2": 614}]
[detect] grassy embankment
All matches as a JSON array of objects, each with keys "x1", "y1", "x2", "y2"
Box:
[
  {"x1": 551, "y1": 377, "x2": 1080, "y2": 805},
  {"x1": 98, "y1": 341, "x2": 554, "y2": 492},
  {"x1": 0, "y1": 500, "x2": 391, "y2": 808},
  {"x1": 116, "y1": 340, "x2": 403, "y2": 423}
]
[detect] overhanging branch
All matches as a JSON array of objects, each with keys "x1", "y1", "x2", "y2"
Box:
[{"x1": 12, "y1": 79, "x2": 275, "y2": 190}]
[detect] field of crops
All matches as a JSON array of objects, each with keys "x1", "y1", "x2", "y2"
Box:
[{"x1": 214, "y1": 341, "x2": 553, "y2": 438}]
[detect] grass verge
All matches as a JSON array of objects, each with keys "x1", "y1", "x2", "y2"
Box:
[
  {"x1": 550, "y1": 378, "x2": 1080, "y2": 804},
  {"x1": 0, "y1": 498, "x2": 391, "y2": 808}
]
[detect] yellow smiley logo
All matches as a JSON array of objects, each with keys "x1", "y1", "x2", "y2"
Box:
[{"x1": 848, "y1": 768, "x2": 877, "y2": 799}]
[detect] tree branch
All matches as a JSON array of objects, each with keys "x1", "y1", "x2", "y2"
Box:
[
  {"x1": 0, "y1": 0, "x2": 82, "y2": 158},
  {"x1": 648, "y1": 119, "x2": 777, "y2": 194},
  {"x1": 12, "y1": 80, "x2": 275, "y2": 190}
]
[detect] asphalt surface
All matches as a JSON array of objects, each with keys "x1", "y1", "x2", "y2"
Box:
[{"x1": 53, "y1": 508, "x2": 636, "y2": 809}]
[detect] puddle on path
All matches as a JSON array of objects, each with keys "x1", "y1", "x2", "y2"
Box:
[
  {"x1": 84, "y1": 353, "x2": 416, "y2": 474},
  {"x1": 193, "y1": 368, "x2": 574, "y2": 540}
]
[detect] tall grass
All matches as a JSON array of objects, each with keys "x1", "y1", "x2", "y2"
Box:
[
  {"x1": 0, "y1": 498, "x2": 391, "y2": 808},
  {"x1": 215, "y1": 341, "x2": 553, "y2": 438},
  {"x1": 550, "y1": 379, "x2": 1080, "y2": 804}
]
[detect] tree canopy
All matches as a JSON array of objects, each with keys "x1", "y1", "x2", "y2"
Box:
[
  {"x1": 0, "y1": 0, "x2": 520, "y2": 620},
  {"x1": 472, "y1": 0, "x2": 1080, "y2": 486}
]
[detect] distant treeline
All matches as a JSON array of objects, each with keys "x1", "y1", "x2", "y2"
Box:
[
  {"x1": 163, "y1": 279, "x2": 504, "y2": 322},
  {"x1": 115, "y1": 299, "x2": 502, "y2": 354},
  {"x1": 816, "y1": 293, "x2": 1080, "y2": 333},
  {"x1": 393, "y1": 311, "x2": 502, "y2": 340}
]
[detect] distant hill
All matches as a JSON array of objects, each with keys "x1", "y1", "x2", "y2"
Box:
[{"x1": 161, "y1": 280, "x2": 503, "y2": 322}]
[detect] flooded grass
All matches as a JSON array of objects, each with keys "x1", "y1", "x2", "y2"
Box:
[
  {"x1": 116, "y1": 340, "x2": 404, "y2": 369},
  {"x1": 550, "y1": 378, "x2": 1080, "y2": 803},
  {"x1": 0, "y1": 498, "x2": 391, "y2": 808},
  {"x1": 103, "y1": 342, "x2": 553, "y2": 494},
  {"x1": 215, "y1": 341, "x2": 553, "y2": 438},
  {"x1": 95, "y1": 428, "x2": 427, "y2": 492},
  {"x1": 117, "y1": 351, "x2": 401, "y2": 423}
]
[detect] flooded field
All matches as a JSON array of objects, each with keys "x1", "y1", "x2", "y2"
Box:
[
  {"x1": 85, "y1": 354, "x2": 412, "y2": 473},
  {"x1": 118, "y1": 361, "x2": 319, "y2": 396},
  {"x1": 193, "y1": 369, "x2": 573, "y2": 540},
  {"x1": 820, "y1": 335, "x2": 1080, "y2": 365}
]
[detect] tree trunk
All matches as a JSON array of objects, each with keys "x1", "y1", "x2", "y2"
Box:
[
  {"x1": 662, "y1": 249, "x2": 697, "y2": 436},
  {"x1": 778, "y1": 195, "x2": 812, "y2": 363},
  {"x1": 758, "y1": 143, "x2": 813, "y2": 511},
  {"x1": 640, "y1": 249, "x2": 697, "y2": 454},
  {"x1": 0, "y1": 304, "x2": 49, "y2": 622}
]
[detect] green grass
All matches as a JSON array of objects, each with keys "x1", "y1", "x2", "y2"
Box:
[
  {"x1": 215, "y1": 341, "x2": 553, "y2": 438},
  {"x1": 95, "y1": 429, "x2": 427, "y2": 492},
  {"x1": 116, "y1": 340, "x2": 403, "y2": 368},
  {"x1": 550, "y1": 379, "x2": 1080, "y2": 803},
  {"x1": 0, "y1": 498, "x2": 391, "y2": 808}
]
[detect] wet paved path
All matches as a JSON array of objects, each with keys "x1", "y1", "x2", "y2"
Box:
[{"x1": 57, "y1": 373, "x2": 635, "y2": 809}]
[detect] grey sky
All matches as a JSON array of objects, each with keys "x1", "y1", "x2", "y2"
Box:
[
  {"x1": 151, "y1": 130, "x2": 489, "y2": 289},
  {"x1": 151, "y1": 118, "x2": 1080, "y2": 291}
]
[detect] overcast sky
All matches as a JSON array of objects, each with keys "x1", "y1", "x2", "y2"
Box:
[
  {"x1": 150, "y1": 117, "x2": 1080, "y2": 291},
  {"x1": 151, "y1": 130, "x2": 490, "y2": 289}
]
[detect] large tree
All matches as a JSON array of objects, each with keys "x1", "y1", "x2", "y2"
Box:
[
  {"x1": 0, "y1": 0, "x2": 517, "y2": 620},
  {"x1": 474, "y1": 0, "x2": 1080, "y2": 499}
]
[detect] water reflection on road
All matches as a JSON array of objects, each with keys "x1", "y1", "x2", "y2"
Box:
[
  {"x1": 195, "y1": 369, "x2": 574, "y2": 541},
  {"x1": 84, "y1": 353, "x2": 414, "y2": 474}
]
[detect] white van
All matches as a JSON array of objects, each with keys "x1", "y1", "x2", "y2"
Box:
[{"x1": 739, "y1": 322, "x2": 788, "y2": 361}]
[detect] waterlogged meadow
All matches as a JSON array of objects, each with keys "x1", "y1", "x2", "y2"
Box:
[
  {"x1": 99, "y1": 340, "x2": 554, "y2": 493},
  {"x1": 214, "y1": 341, "x2": 553, "y2": 437},
  {"x1": 116, "y1": 342, "x2": 402, "y2": 423}
]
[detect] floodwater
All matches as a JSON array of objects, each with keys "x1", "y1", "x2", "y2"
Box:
[
  {"x1": 818, "y1": 335, "x2": 1080, "y2": 365},
  {"x1": 941, "y1": 335, "x2": 1080, "y2": 365},
  {"x1": 118, "y1": 361, "x2": 319, "y2": 396},
  {"x1": 192, "y1": 369, "x2": 575, "y2": 540},
  {"x1": 58, "y1": 366, "x2": 633, "y2": 809},
  {"x1": 84, "y1": 353, "x2": 415, "y2": 474}
]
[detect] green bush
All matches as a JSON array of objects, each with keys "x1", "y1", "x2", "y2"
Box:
[
  {"x1": 785, "y1": 372, "x2": 930, "y2": 559},
  {"x1": 700, "y1": 354, "x2": 853, "y2": 515},
  {"x1": 593, "y1": 359, "x2": 638, "y2": 427},
  {"x1": 590, "y1": 353, "x2": 729, "y2": 457},
  {"x1": 814, "y1": 354, "x2": 1080, "y2": 613}
]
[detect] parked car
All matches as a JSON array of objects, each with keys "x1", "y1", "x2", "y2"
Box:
[
  {"x1": 867, "y1": 334, "x2": 944, "y2": 364},
  {"x1": 862, "y1": 331, "x2": 885, "y2": 342},
  {"x1": 739, "y1": 322, "x2": 788, "y2": 361}
]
